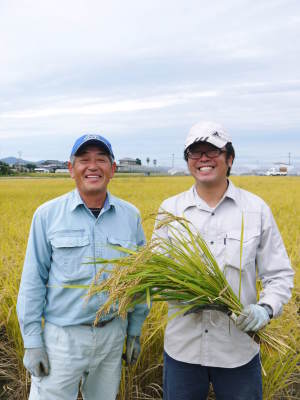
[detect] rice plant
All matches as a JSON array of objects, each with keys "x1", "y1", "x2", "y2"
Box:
[{"x1": 87, "y1": 212, "x2": 292, "y2": 356}]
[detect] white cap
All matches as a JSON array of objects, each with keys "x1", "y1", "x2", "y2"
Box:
[{"x1": 185, "y1": 121, "x2": 232, "y2": 150}]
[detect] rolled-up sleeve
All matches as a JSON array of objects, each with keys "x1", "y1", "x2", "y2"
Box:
[
  {"x1": 17, "y1": 209, "x2": 51, "y2": 348},
  {"x1": 257, "y1": 204, "x2": 294, "y2": 317}
]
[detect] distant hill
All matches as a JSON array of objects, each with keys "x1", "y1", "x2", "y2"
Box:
[
  {"x1": 0, "y1": 157, "x2": 38, "y2": 166},
  {"x1": 0, "y1": 157, "x2": 68, "y2": 167}
]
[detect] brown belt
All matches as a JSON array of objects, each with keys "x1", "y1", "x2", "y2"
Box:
[{"x1": 82, "y1": 317, "x2": 116, "y2": 328}]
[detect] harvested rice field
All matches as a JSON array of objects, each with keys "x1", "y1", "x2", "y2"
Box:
[{"x1": 0, "y1": 175, "x2": 299, "y2": 399}]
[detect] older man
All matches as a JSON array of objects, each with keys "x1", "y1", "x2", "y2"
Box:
[
  {"x1": 154, "y1": 121, "x2": 294, "y2": 400},
  {"x1": 17, "y1": 134, "x2": 148, "y2": 400}
]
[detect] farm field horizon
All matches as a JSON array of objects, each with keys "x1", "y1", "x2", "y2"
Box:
[{"x1": 0, "y1": 175, "x2": 299, "y2": 399}]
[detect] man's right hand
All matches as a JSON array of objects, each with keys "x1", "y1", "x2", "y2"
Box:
[{"x1": 23, "y1": 347, "x2": 50, "y2": 377}]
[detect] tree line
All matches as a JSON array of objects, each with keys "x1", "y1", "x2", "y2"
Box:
[{"x1": 0, "y1": 161, "x2": 37, "y2": 175}]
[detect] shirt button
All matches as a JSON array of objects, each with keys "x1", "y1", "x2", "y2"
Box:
[
  {"x1": 210, "y1": 241, "x2": 214, "y2": 245},
  {"x1": 205, "y1": 329, "x2": 208, "y2": 333},
  {"x1": 211, "y1": 212, "x2": 215, "y2": 216}
]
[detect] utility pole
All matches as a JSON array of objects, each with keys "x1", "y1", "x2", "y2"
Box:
[
  {"x1": 288, "y1": 152, "x2": 291, "y2": 165},
  {"x1": 172, "y1": 153, "x2": 174, "y2": 168},
  {"x1": 17, "y1": 150, "x2": 22, "y2": 171}
]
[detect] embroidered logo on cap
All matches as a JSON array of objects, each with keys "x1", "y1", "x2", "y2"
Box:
[{"x1": 84, "y1": 134, "x2": 99, "y2": 142}]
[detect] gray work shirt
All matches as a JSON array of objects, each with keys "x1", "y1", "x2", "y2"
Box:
[{"x1": 154, "y1": 181, "x2": 294, "y2": 367}]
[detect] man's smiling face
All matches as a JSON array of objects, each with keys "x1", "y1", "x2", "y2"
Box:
[
  {"x1": 187, "y1": 142, "x2": 233, "y2": 188},
  {"x1": 68, "y1": 145, "x2": 116, "y2": 200}
]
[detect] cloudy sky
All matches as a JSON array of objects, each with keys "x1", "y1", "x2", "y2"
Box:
[{"x1": 0, "y1": 0, "x2": 299, "y2": 168}]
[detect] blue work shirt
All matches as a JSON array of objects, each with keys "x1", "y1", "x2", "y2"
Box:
[{"x1": 17, "y1": 189, "x2": 148, "y2": 348}]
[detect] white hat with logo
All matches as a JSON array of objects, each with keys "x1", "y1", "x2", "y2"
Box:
[{"x1": 185, "y1": 121, "x2": 232, "y2": 150}]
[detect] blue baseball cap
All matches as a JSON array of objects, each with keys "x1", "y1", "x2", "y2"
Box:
[{"x1": 70, "y1": 134, "x2": 115, "y2": 160}]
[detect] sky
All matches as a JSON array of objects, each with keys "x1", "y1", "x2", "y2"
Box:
[{"x1": 0, "y1": 0, "x2": 299, "y2": 169}]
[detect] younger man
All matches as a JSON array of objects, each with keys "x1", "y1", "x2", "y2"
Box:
[{"x1": 155, "y1": 121, "x2": 294, "y2": 400}]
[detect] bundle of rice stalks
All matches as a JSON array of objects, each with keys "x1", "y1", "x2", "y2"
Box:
[{"x1": 88, "y1": 212, "x2": 290, "y2": 355}]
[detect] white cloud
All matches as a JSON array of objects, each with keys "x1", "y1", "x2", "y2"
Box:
[
  {"x1": 1, "y1": 0, "x2": 298, "y2": 85},
  {"x1": 0, "y1": 90, "x2": 218, "y2": 120},
  {"x1": 0, "y1": 0, "x2": 299, "y2": 162}
]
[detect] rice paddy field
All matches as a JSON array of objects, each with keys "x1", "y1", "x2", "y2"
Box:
[{"x1": 0, "y1": 175, "x2": 299, "y2": 399}]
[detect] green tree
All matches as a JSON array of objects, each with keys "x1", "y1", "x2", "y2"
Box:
[
  {"x1": 25, "y1": 163, "x2": 37, "y2": 172},
  {"x1": 0, "y1": 161, "x2": 12, "y2": 176}
]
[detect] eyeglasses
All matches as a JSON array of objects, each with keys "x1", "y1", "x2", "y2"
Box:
[{"x1": 187, "y1": 149, "x2": 226, "y2": 160}]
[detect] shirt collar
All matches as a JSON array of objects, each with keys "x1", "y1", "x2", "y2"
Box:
[
  {"x1": 184, "y1": 179, "x2": 238, "y2": 212},
  {"x1": 70, "y1": 189, "x2": 116, "y2": 212},
  {"x1": 105, "y1": 192, "x2": 117, "y2": 210},
  {"x1": 181, "y1": 186, "x2": 199, "y2": 213},
  {"x1": 225, "y1": 180, "x2": 239, "y2": 203}
]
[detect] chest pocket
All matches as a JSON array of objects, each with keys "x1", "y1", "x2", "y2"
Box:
[
  {"x1": 105, "y1": 236, "x2": 135, "y2": 259},
  {"x1": 223, "y1": 229, "x2": 260, "y2": 303},
  {"x1": 50, "y1": 235, "x2": 92, "y2": 282},
  {"x1": 224, "y1": 228, "x2": 260, "y2": 271},
  {"x1": 98, "y1": 236, "x2": 135, "y2": 280}
]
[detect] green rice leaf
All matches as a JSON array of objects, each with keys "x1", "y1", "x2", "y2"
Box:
[{"x1": 146, "y1": 287, "x2": 151, "y2": 309}]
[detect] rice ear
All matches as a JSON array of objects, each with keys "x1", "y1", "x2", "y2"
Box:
[{"x1": 86, "y1": 212, "x2": 292, "y2": 355}]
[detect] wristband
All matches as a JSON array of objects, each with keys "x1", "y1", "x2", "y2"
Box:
[{"x1": 260, "y1": 304, "x2": 273, "y2": 319}]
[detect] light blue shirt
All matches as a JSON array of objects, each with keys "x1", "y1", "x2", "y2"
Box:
[{"x1": 17, "y1": 189, "x2": 148, "y2": 348}]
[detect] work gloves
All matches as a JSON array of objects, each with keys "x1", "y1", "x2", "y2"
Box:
[
  {"x1": 23, "y1": 347, "x2": 50, "y2": 377},
  {"x1": 236, "y1": 304, "x2": 271, "y2": 332},
  {"x1": 126, "y1": 335, "x2": 141, "y2": 365}
]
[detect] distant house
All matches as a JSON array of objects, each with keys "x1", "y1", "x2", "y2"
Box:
[
  {"x1": 37, "y1": 160, "x2": 68, "y2": 173},
  {"x1": 55, "y1": 169, "x2": 69, "y2": 174},
  {"x1": 118, "y1": 157, "x2": 138, "y2": 166},
  {"x1": 34, "y1": 168, "x2": 49, "y2": 173}
]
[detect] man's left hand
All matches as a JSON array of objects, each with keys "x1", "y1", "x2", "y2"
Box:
[
  {"x1": 126, "y1": 335, "x2": 141, "y2": 365},
  {"x1": 236, "y1": 304, "x2": 270, "y2": 332}
]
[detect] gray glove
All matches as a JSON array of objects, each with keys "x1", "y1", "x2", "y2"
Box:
[
  {"x1": 126, "y1": 335, "x2": 141, "y2": 365},
  {"x1": 236, "y1": 304, "x2": 270, "y2": 332},
  {"x1": 23, "y1": 347, "x2": 50, "y2": 377}
]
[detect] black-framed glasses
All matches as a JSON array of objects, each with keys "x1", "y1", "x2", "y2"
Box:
[{"x1": 187, "y1": 149, "x2": 226, "y2": 160}]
